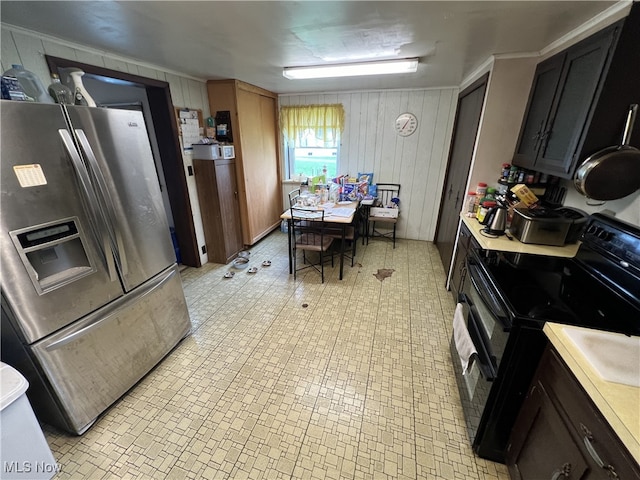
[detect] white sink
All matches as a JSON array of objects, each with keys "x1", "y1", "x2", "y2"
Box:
[{"x1": 563, "y1": 327, "x2": 640, "y2": 388}]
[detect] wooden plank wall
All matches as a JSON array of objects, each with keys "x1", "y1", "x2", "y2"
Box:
[{"x1": 280, "y1": 89, "x2": 458, "y2": 241}]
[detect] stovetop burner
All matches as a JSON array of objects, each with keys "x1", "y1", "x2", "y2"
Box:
[{"x1": 472, "y1": 212, "x2": 640, "y2": 336}]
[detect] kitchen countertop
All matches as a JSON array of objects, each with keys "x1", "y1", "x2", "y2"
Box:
[
  {"x1": 544, "y1": 322, "x2": 640, "y2": 464},
  {"x1": 460, "y1": 213, "x2": 580, "y2": 257}
]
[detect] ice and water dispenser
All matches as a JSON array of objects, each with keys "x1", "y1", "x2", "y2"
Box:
[{"x1": 9, "y1": 217, "x2": 96, "y2": 294}]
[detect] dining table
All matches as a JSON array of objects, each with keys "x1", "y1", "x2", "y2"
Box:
[{"x1": 280, "y1": 201, "x2": 359, "y2": 280}]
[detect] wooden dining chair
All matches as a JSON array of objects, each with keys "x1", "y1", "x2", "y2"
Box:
[
  {"x1": 291, "y1": 207, "x2": 334, "y2": 282},
  {"x1": 367, "y1": 183, "x2": 400, "y2": 248}
]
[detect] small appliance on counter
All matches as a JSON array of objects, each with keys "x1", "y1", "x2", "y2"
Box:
[
  {"x1": 191, "y1": 143, "x2": 235, "y2": 160},
  {"x1": 192, "y1": 142, "x2": 221, "y2": 160},
  {"x1": 479, "y1": 203, "x2": 508, "y2": 237},
  {"x1": 509, "y1": 206, "x2": 589, "y2": 246},
  {"x1": 554, "y1": 207, "x2": 589, "y2": 243}
]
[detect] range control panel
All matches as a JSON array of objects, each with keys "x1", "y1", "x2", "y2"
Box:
[{"x1": 582, "y1": 213, "x2": 640, "y2": 272}]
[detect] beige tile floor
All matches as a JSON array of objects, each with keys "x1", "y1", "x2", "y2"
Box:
[{"x1": 44, "y1": 231, "x2": 509, "y2": 479}]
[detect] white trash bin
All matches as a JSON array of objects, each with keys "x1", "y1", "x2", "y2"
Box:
[{"x1": 0, "y1": 362, "x2": 58, "y2": 479}]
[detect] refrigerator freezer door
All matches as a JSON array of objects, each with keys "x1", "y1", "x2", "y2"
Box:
[
  {"x1": 30, "y1": 265, "x2": 191, "y2": 434},
  {"x1": 66, "y1": 106, "x2": 176, "y2": 291},
  {"x1": 0, "y1": 102, "x2": 123, "y2": 343}
]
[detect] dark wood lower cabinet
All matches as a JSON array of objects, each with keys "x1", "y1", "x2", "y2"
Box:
[
  {"x1": 193, "y1": 158, "x2": 244, "y2": 264},
  {"x1": 507, "y1": 344, "x2": 640, "y2": 479}
]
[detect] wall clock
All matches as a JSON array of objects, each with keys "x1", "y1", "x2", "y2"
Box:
[{"x1": 395, "y1": 112, "x2": 418, "y2": 137}]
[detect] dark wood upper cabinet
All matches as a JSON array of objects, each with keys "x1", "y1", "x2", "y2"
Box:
[
  {"x1": 513, "y1": 55, "x2": 565, "y2": 169},
  {"x1": 513, "y1": 4, "x2": 640, "y2": 178}
]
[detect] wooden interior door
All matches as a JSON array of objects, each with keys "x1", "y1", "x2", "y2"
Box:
[
  {"x1": 236, "y1": 88, "x2": 281, "y2": 244},
  {"x1": 434, "y1": 74, "x2": 488, "y2": 275}
]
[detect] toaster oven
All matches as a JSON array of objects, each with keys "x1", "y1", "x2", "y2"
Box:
[{"x1": 509, "y1": 207, "x2": 572, "y2": 246}]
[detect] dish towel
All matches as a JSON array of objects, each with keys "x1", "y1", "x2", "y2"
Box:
[{"x1": 453, "y1": 303, "x2": 477, "y2": 375}]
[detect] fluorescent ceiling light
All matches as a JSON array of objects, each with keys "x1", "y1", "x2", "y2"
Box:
[{"x1": 283, "y1": 58, "x2": 419, "y2": 80}]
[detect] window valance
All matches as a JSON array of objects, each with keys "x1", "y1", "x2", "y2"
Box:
[{"x1": 280, "y1": 104, "x2": 345, "y2": 145}]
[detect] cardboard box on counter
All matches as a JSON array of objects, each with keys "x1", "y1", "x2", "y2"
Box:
[{"x1": 510, "y1": 184, "x2": 539, "y2": 207}]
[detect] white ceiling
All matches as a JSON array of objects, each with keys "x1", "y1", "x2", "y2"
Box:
[{"x1": 0, "y1": 1, "x2": 626, "y2": 94}]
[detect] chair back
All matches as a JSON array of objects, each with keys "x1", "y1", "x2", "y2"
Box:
[
  {"x1": 291, "y1": 207, "x2": 330, "y2": 250},
  {"x1": 288, "y1": 188, "x2": 301, "y2": 208},
  {"x1": 375, "y1": 183, "x2": 401, "y2": 208}
]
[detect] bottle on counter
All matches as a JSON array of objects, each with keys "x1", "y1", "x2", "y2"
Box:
[
  {"x1": 1, "y1": 64, "x2": 52, "y2": 103},
  {"x1": 501, "y1": 164, "x2": 511, "y2": 181},
  {"x1": 477, "y1": 200, "x2": 497, "y2": 223},
  {"x1": 474, "y1": 182, "x2": 488, "y2": 214},
  {"x1": 68, "y1": 68, "x2": 97, "y2": 107},
  {"x1": 507, "y1": 165, "x2": 518, "y2": 183},
  {"x1": 1, "y1": 68, "x2": 30, "y2": 101},
  {"x1": 465, "y1": 191, "x2": 477, "y2": 217},
  {"x1": 47, "y1": 73, "x2": 74, "y2": 105}
]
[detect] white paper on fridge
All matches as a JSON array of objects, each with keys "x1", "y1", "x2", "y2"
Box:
[{"x1": 13, "y1": 164, "x2": 47, "y2": 188}]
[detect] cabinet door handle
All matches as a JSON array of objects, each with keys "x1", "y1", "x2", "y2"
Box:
[
  {"x1": 550, "y1": 463, "x2": 571, "y2": 480},
  {"x1": 538, "y1": 129, "x2": 552, "y2": 154},
  {"x1": 532, "y1": 120, "x2": 544, "y2": 150},
  {"x1": 581, "y1": 423, "x2": 619, "y2": 479}
]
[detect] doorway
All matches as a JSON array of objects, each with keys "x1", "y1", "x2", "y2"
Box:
[
  {"x1": 434, "y1": 73, "x2": 489, "y2": 278},
  {"x1": 45, "y1": 55, "x2": 200, "y2": 267}
]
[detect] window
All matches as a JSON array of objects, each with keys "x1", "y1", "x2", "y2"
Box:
[{"x1": 280, "y1": 104, "x2": 344, "y2": 179}]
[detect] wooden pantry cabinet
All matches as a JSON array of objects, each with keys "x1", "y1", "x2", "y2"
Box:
[
  {"x1": 193, "y1": 158, "x2": 244, "y2": 264},
  {"x1": 206, "y1": 80, "x2": 282, "y2": 245}
]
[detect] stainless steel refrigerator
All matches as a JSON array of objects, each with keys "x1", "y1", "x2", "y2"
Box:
[{"x1": 1, "y1": 101, "x2": 192, "y2": 434}]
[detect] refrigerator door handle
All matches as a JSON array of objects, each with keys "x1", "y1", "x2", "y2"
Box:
[
  {"x1": 59, "y1": 129, "x2": 118, "y2": 282},
  {"x1": 74, "y1": 129, "x2": 129, "y2": 276}
]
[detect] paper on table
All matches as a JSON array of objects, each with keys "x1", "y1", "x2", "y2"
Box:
[
  {"x1": 292, "y1": 210, "x2": 323, "y2": 219},
  {"x1": 325, "y1": 207, "x2": 355, "y2": 218}
]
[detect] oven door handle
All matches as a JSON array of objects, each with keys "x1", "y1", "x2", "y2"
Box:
[
  {"x1": 467, "y1": 261, "x2": 511, "y2": 330},
  {"x1": 458, "y1": 292, "x2": 472, "y2": 306}
]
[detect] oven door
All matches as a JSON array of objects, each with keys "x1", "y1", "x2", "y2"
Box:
[
  {"x1": 450, "y1": 293, "x2": 498, "y2": 444},
  {"x1": 450, "y1": 252, "x2": 512, "y2": 446},
  {"x1": 465, "y1": 254, "x2": 511, "y2": 367}
]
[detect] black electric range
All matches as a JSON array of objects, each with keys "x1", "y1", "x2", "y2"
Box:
[
  {"x1": 478, "y1": 212, "x2": 640, "y2": 336},
  {"x1": 452, "y1": 212, "x2": 640, "y2": 462}
]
